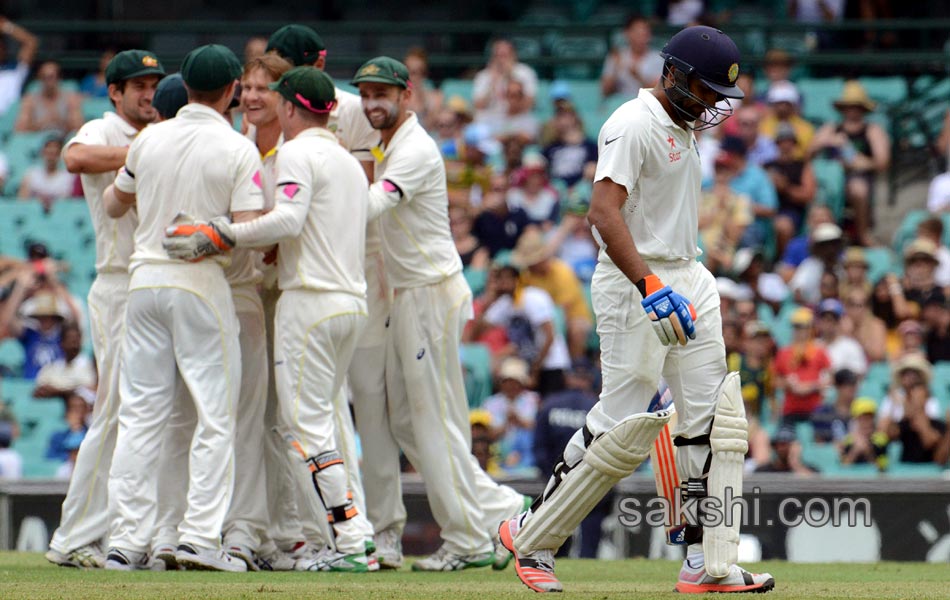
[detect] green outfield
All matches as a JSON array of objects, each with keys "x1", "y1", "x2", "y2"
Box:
[{"x1": 0, "y1": 552, "x2": 945, "y2": 599}]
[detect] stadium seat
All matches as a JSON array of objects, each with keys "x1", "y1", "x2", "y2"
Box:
[
  {"x1": 858, "y1": 362, "x2": 890, "y2": 401},
  {"x1": 862, "y1": 247, "x2": 896, "y2": 285},
  {"x1": 811, "y1": 158, "x2": 846, "y2": 221},
  {"x1": 81, "y1": 96, "x2": 113, "y2": 121},
  {"x1": 549, "y1": 35, "x2": 608, "y2": 80},
  {"x1": 798, "y1": 77, "x2": 845, "y2": 126},
  {"x1": 440, "y1": 78, "x2": 474, "y2": 105},
  {"x1": 0, "y1": 339, "x2": 25, "y2": 377},
  {"x1": 0, "y1": 100, "x2": 20, "y2": 140},
  {"x1": 460, "y1": 342, "x2": 493, "y2": 409},
  {"x1": 891, "y1": 209, "x2": 931, "y2": 254},
  {"x1": 858, "y1": 76, "x2": 908, "y2": 106},
  {"x1": 931, "y1": 362, "x2": 950, "y2": 412}
]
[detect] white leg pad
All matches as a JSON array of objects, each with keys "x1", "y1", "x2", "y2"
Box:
[
  {"x1": 703, "y1": 372, "x2": 748, "y2": 577},
  {"x1": 515, "y1": 410, "x2": 671, "y2": 554}
]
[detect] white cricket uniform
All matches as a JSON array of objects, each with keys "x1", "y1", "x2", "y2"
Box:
[
  {"x1": 367, "y1": 113, "x2": 523, "y2": 555},
  {"x1": 520, "y1": 89, "x2": 727, "y2": 553},
  {"x1": 229, "y1": 126, "x2": 368, "y2": 554},
  {"x1": 108, "y1": 103, "x2": 264, "y2": 554},
  {"x1": 49, "y1": 112, "x2": 138, "y2": 556}
]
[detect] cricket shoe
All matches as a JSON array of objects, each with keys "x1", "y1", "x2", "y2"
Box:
[
  {"x1": 411, "y1": 545, "x2": 494, "y2": 572},
  {"x1": 675, "y1": 561, "x2": 775, "y2": 594},
  {"x1": 104, "y1": 548, "x2": 166, "y2": 571},
  {"x1": 303, "y1": 548, "x2": 370, "y2": 573},
  {"x1": 153, "y1": 543, "x2": 178, "y2": 570},
  {"x1": 373, "y1": 527, "x2": 403, "y2": 570},
  {"x1": 175, "y1": 543, "x2": 247, "y2": 572},
  {"x1": 227, "y1": 543, "x2": 260, "y2": 572},
  {"x1": 45, "y1": 548, "x2": 77, "y2": 568},
  {"x1": 255, "y1": 545, "x2": 297, "y2": 571},
  {"x1": 365, "y1": 539, "x2": 380, "y2": 572},
  {"x1": 498, "y1": 516, "x2": 562, "y2": 593},
  {"x1": 46, "y1": 542, "x2": 106, "y2": 569},
  {"x1": 494, "y1": 495, "x2": 535, "y2": 571}
]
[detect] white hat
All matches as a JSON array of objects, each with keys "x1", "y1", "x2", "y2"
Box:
[
  {"x1": 498, "y1": 357, "x2": 531, "y2": 385},
  {"x1": 812, "y1": 222, "x2": 843, "y2": 243},
  {"x1": 766, "y1": 80, "x2": 800, "y2": 105},
  {"x1": 716, "y1": 277, "x2": 740, "y2": 300}
]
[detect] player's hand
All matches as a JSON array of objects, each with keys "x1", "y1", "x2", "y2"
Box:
[
  {"x1": 163, "y1": 214, "x2": 235, "y2": 261},
  {"x1": 639, "y1": 275, "x2": 697, "y2": 346}
]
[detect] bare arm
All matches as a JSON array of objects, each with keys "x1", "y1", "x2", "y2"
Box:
[
  {"x1": 104, "y1": 183, "x2": 135, "y2": 218},
  {"x1": 531, "y1": 320, "x2": 556, "y2": 376},
  {"x1": 64, "y1": 143, "x2": 128, "y2": 174},
  {"x1": 586, "y1": 178, "x2": 652, "y2": 287},
  {"x1": 13, "y1": 94, "x2": 34, "y2": 132},
  {"x1": 865, "y1": 123, "x2": 891, "y2": 172},
  {"x1": 65, "y1": 93, "x2": 85, "y2": 134},
  {"x1": 0, "y1": 268, "x2": 35, "y2": 339},
  {"x1": 1, "y1": 17, "x2": 38, "y2": 65},
  {"x1": 359, "y1": 160, "x2": 374, "y2": 184},
  {"x1": 600, "y1": 52, "x2": 619, "y2": 97},
  {"x1": 785, "y1": 162, "x2": 817, "y2": 206}
]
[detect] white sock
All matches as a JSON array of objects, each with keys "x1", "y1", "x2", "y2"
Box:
[{"x1": 685, "y1": 545, "x2": 704, "y2": 570}]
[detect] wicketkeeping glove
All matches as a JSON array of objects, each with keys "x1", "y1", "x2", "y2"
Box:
[
  {"x1": 163, "y1": 213, "x2": 235, "y2": 261},
  {"x1": 639, "y1": 274, "x2": 697, "y2": 346}
]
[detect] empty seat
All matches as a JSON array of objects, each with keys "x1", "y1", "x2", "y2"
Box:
[{"x1": 798, "y1": 77, "x2": 845, "y2": 126}]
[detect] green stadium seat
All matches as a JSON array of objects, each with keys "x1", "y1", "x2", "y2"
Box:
[
  {"x1": 858, "y1": 361, "x2": 890, "y2": 401},
  {"x1": 461, "y1": 342, "x2": 493, "y2": 409},
  {"x1": 49, "y1": 198, "x2": 92, "y2": 233},
  {"x1": 891, "y1": 209, "x2": 931, "y2": 254},
  {"x1": 858, "y1": 76, "x2": 908, "y2": 106},
  {"x1": 932, "y1": 361, "x2": 950, "y2": 412},
  {"x1": 812, "y1": 158, "x2": 846, "y2": 221},
  {"x1": 0, "y1": 100, "x2": 20, "y2": 139},
  {"x1": 0, "y1": 339, "x2": 25, "y2": 377},
  {"x1": 798, "y1": 77, "x2": 845, "y2": 126},
  {"x1": 549, "y1": 36, "x2": 608, "y2": 80},
  {"x1": 81, "y1": 96, "x2": 113, "y2": 121},
  {"x1": 440, "y1": 78, "x2": 474, "y2": 104},
  {"x1": 862, "y1": 247, "x2": 896, "y2": 285},
  {"x1": 800, "y1": 441, "x2": 840, "y2": 472}
]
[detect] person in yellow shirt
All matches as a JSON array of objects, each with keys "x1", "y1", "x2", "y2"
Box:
[
  {"x1": 511, "y1": 227, "x2": 592, "y2": 359},
  {"x1": 760, "y1": 80, "x2": 814, "y2": 160}
]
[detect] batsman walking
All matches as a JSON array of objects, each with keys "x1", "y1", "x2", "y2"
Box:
[{"x1": 499, "y1": 26, "x2": 775, "y2": 594}]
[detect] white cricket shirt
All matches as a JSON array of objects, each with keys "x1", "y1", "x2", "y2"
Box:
[
  {"x1": 370, "y1": 112, "x2": 462, "y2": 289},
  {"x1": 593, "y1": 88, "x2": 702, "y2": 263},
  {"x1": 64, "y1": 112, "x2": 140, "y2": 274},
  {"x1": 114, "y1": 103, "x2": 264, "y2": 280}
]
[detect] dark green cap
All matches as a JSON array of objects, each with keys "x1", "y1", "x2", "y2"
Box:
[
  {"x1": 266, "y1": 25, "x2": 326, "y2": 67},
  {"x1": 351, "y1": 56, "x2": 410, "y2": 89},
  {"x1": 152, "y1": 73, "x2": 188, "y2": 119},
  {"x1": 180, "y1": 44, "x2": 242, "y2": 91},
  {"x1": 105, "y1": 50, "x2": 165, "y2": 85},
  {"x1": 269, "y1": 66, "x2": 336, "y2": 114}
]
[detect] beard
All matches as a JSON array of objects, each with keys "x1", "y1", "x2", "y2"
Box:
[{"x1": 363, "y1": 98, "x2": 400, "y2": 130}]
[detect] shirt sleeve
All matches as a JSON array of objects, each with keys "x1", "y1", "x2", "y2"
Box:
[
  {"x1": 65, "y1": 120, "x2": 106, "y2": 151},
  {"x1": 229, "y1": 141, "x2": 265, "y2": 214},
  {"x1": 594, "y1": 111, "x2": 644, "y2": 194},
  {"x1": 472, "y1": 69, "x2": 492, "y2": 103},
  {"x1": 113, "y1": 135, "x2": 141, "y2": 194},
  {"x1": 367, "y1": 142, "x2": 432, "y2": 217}
]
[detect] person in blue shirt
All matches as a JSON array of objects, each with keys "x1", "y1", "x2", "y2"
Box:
[
  {"x1": 46, "y1": 392, "x2": 89, "y2": 462},
  {"x1": 715, "y1": 136, "x2": 778, "y2": 250}
]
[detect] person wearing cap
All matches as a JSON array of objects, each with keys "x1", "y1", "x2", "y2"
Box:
[
  {"x1": 920, "y1": 288, "x2": 950, "y2": 363},
  {"x1": 789, "y1": 221, "x2": 844, "y2": 306},
  {"x1": 774, "y1": 307, "x2": 832, "y2": 424},
  {"x1": 482, "y1": 357, "x2": 541, "y2": 474},
  {"x1": 878, "y1": 352, "x2": 942, "y2": 434},
  {"x1": 508, "y1": 154, "x2": 558, "y2": 228},
  {"x1": 839, "y1": 397, "x2": 889, "y2": 470},
  {"x1": 152, "y1": 73, "x2": 188, "y2": 121},
  {"x1": 728, "y1": 319, "x2": 775, "y2": 423},
  {"x1": 810, "y1": 80, "x2": 891, "y2": 247},
  {"x1": 102, "y1": 43, "x2": 262, "y2": 573},
  {"x1": 815, "y1": 297, "x2": 867, "y2": 377},
  {"x1": 502, "y1": 26, "x2": 774, "y2": 594},
  {"x1": 472, "y1": 38, "x2": 538, "y2": 123},
  {"x1": 839, "y1": 246, "x2": 871, "y2": 300},
  {"x1": 753, "y1": 426, "x2": 819, "y2": 474},
  {"x1": 760, "y1": 80, "x2": 813, "y2": 160},
  {"x1": 444, "y1": 121, "x2": 496, "y2": 204},
  {"x1": 900, "y1": 237, "x2": 945, "y2": 313},
  {"x1": 764, "y1": 121, "x2": 817, "y2": 258},
  {"x1": 732, "y1": 247, "x2": 789, "y2": 313},
  {"x1": 164, "y1": 65, "x2": 373, "y2": 572},
  {"x1": 600, "y1": 14, "x2": 664, "y2": 100},
  {"x1": 812, "y1": 368, "x2": 859, "y2": 444},
  {"x1": 350, "y1": 55, "x2": 528, "y2": 573}
]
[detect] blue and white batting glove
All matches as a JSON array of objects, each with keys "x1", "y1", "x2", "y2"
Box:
[{"x1": 638, "y1": 274, "x2": 697, "y2": 346}]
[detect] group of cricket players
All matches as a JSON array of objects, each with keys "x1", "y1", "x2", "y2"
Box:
[{"x1": 42, "y1": 20, "x2": 776, "y2": 594}]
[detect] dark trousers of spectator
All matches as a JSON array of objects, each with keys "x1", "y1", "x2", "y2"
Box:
[{"x1": 537, "y1": 369, "x2": 566, "y2": 397}]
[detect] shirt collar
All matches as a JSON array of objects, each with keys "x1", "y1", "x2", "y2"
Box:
[
  {"x1": 293, "y1": 127, "x2": 339, "y2": 144},
  {"x1": 177, "y1": 102, "x2": 231, "y2": 126},
  {"x1": 640, "y1": 88, "x2": 678, "y2": 129},
  {"x1": 103, "y1": 111, "x2": 141, "y2": 138},
  {"x1": 380, "y1": 111, "x2": 419, "y2": 158}
]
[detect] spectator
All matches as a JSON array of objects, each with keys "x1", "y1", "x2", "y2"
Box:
[
  {"x1": 444, "y1": 122, "x2": 496, "y2": 207},
  {"x1": 14, "y1": 61, "x2": 83, "y2": 134},
  {"x1": 760, "y1": 81, "x2": 814, "y2": 160},
  {"x1": 754, "y1": 427, "x2": 819, "y2": 474},
  {"x1": 699, "y1": 153, "x2": 752, "y2": 275},
  {"x1": 716, "y1": 136, "x2": 778, "y2": 249},
  {"x1": 765, "y1": 123, "x2": 817, "y2": 258},
  {"x1": 734, "y1": 105, "x2": 778, "y2": 166},
  {"x1": 507, "y1": 154, "x2": 559, "y2": 229},
  {"x1": 841, "y1": 288, "x2": 888, "y2": 363},
  {"x1": 762, "y1": 49, "x2": 794, "y2": 87},
  {"x1": 889, "y1": 381, "x2": 950, "y2": 465},
  {"x1": 810, "y1": 81, "x2": 891, "y2": 246},
  {"x1": 55, "y1": 426, "x2": 85, "y2": 480},
  {"x1": 463, "y1": 267, "x2": 512, "y2": 360},
  {"x1": 878, "y1": 352, "x2": 942, "y2": 430},
  {"x1": 0, "y1": 417, "x2": 22, "y2": 479},
  {"x1": 893, "y1": 319, "x2": 925, "y2": 359},
  {"x1": 434, "y1": 98, "x2": 469, "y2": 156},
  {"x1": 244, "y1": 36, "x2": 267, "y2": 62},
  {"x1": 815, "y1": 298, "x2": 867, "y2": 376},
  {"x1": 545, "y1": 193, "x2": 598, "y2": 282},
  {"x1": 812, "y1": 369, "x2": 859, "y2": 443},
  {"x1": 600, "y1": 14, "x2": 664, "y2": 99},
  {"x1": 916, "y1": 217, "x2": 950, "y2": 288},
  {"x1": 926, "y1": 164, "x2": 950, "y2": 213},
  {"x1": 729, "y1": 320, "x2": 776, "y2": 423},
  {"x1": 511, "y1": 227, "x2": 593, "y2": 360},
  {"x1": 473, "y1": 262, "x2": 571, "y2": 395},
  {"x1": 839, "y1": 247, "x2": 872, "y2": 301},
  {"x1": 451, "y1": 204, "x2": 490, "y2": 270},
  {"x1": 483, "y1": 357, "x2": 540, "y2": 474},
  {"x1": 542, "y1": 104, "x2": 597, "y2": 189},
  {"x1": 871, "y1": 273, "x2": 912, "y2": 331},
  {"x1": 46, "y1": 391, "x2": 89, "y2": 462},
  {"x1": 778, "y1": 204, "x2": 834, "y2": 281},
  {"x1": 32, "y1": 322, "x2": 95, "y2": 399},
  {"x1": 774, "y1": 307, "x2": 833, "y2": 425},
  {"x1": 472, "y1": 38, "x2": 538, "y2": 123},
  {"x1": 920, "y1": 290, "x2": 950, "y2": 363},
  {"x1": 839, "y1": 397, "x2": 889, "y2": 470},
  {"x1": 819, "y1": 270, "x2": 840, "y2": 303},
  {"x1": 789, "y1": 222, "x2": 844, "y2": 306},
  {"x1": 472, "y1": 174, "x2": 530, "y2": 257},
  {"x1": 18, "y1": 136, "x2": 77, "y2": 211},
  {"x1": 470, "y1": 410, "x2": 503, "y2": 477},
  {"x1": 538, "y1": 81, "x2": 575, "y2": 147},
  {"x1": 659, "y1": 0, "x2": 706, "y2": 25},
  {"x1": 79, "y1": 49, "x2": 114, "y2": 98},
  {"x1": 492, "y1": 79, "x2": 539, "y2": 144},
  {"x1": 0, "y1": 16, "x2": 38, "y2": 116},
  {"x1": 732, "y1": 248, "x2": 789, "y2": 313},
  {"x1": 901, "y1": 238, "x2": 945, "y2": 314},
  {"x1": 501, "y1": 134, "x2": 529, "y2": 177},
  {"x1": 404, "y1": 47, "x2": 443, "y2": 133}
]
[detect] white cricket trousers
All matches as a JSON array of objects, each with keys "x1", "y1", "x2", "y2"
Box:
[
  {"x1": 109, "y1": 267, "x2": 240, "y2": 553},
  {"x1": 274, "y1": 289, "x2": 367, "y2": 554},
  {"x1": 49, "y1": 273, "x2": 128, "y2": 554},
  {"x1": 385, "y1": 273, "x2": 523, "y2": 555}
]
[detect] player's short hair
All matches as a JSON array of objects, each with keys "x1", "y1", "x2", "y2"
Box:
[
  {"x1": 623, "y1": 13, "x2": 649, "y2": 30},
  {"x1": 243, "y1": 53, "x2": 293, "y2": 84},
  {"x1": 186, "y1": 83, "x2": 233, "y2": 105}
]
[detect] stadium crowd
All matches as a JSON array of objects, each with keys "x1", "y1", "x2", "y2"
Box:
[{"x1": 0, "y1": 12, "x2": 948, "y2": 492}]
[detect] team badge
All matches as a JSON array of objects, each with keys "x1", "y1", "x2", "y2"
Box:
[
  {"x1": 282, "y1": 183, "x2": 300, "y2": 199},
  {"x1": 142, "y1": 55, "x2": 159, "y2": 67},
  {"x1": 252, "y1": 171, "x2": 262, "y2": 189},
  {"x1": 728, "y1": 63, "x2": 739, "y2": 83},
  {"x1": 360, "y1": 64, "x2": 381, "y2": 76}
]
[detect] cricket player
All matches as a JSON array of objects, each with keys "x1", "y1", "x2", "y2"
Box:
[
  {"x1": 164, "y1": 66, "x2": 372, "y2": 573},
  {"x1": 351, "y1": 56, "x2": 526, "y2": 571},
  {"x1": 102, "y1": 44, "x2": 262, "y2": 572},
  {"x1": 498, "y1": 27, "x2": 776, "y2": 593},
  {"x1": 45, "y1": 50, "x2": 165, "y2": 570},
  {"x1": 267, "y1": 23, "x2": 389, "y2": 566}
]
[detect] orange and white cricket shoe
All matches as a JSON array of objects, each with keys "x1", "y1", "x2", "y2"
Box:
[
  {"x1": 498, "y1": 516, "x2": 563, "y2": 593},
  {"x1": 675, "y1": 560, "x2": 775, "y2": 594}
]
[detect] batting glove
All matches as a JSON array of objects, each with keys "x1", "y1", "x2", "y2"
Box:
[
  {"x1": 639, "y1": 274, "x2": 697, "y2": 346},
  {"x1": 163, "y1": 215, "x2": 235, "y2": 261}
]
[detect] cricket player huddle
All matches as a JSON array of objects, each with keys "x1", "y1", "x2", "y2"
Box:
[{"x1": 44, "y1": 22, "x2": 776, "y2": 594}]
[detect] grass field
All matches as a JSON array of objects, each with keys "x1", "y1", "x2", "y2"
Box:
[{"x1": 0, "y1": 552, "x2": 945, "y2": 599}]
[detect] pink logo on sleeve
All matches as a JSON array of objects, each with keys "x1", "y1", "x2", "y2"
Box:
[
  {"x1": 252, "y1": 171, "x2": 263, "y2": 189},
  {"x1": 282, "y1": 183, "x2": 300, "y2": 199}
]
